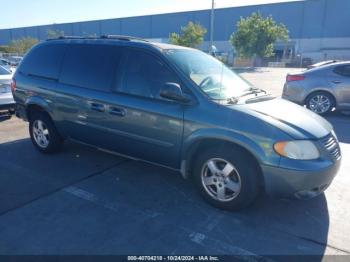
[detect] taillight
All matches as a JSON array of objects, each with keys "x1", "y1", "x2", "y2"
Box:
[
  {"x1": 11, "y1": 79, "x2": 16, "y2": 93},
  {"x1": 287, "y1": 75, "x2": 305, "y2": 82}
]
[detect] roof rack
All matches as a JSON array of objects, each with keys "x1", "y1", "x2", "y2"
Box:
[
  {"x1": 101, "y1": 35, "x2": 149, "y2": 42},
  {"x1": 47, "y1": 35, "x2": 149, "y2": 42},
  {"x1": 46, "y1": 36, "x2": 92, "y2": 41}
]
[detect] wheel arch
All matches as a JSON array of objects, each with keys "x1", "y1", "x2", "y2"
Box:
[
  {"x1": 181, "y1": 133, "x2": 266, "y2": 188},
  {"x1": 25, "y1": 97, "x2": 53, "y2": 121},
  {"x1": 304, "y1": 89, "x2": 337, "y2": 108}
]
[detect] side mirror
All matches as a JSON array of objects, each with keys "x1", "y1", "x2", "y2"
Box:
[{"x1": 160, "y1": 83, "x2": 191, "y2": 103}]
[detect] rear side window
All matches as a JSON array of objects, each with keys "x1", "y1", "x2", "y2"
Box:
[
  {"x1": 19, "y1": 44, "x2": 66, "y2": 79},
  {"x1": 59, "y1": 44, "x2": 120, "y2": 91},
  {"x1": 334, "y1": 65, "x2": 350, "y2": 77}
]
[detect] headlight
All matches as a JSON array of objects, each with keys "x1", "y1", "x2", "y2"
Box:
[{"x1": 274, "y1": 140, "x2": 320, "y2": 160}]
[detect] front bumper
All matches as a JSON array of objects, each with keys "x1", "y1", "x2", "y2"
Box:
[{"x1": 261, "y1": 158, "x2": 341, "y2": 199}]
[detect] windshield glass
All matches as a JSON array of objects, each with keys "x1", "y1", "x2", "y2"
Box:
[
  {"x1": 0, "y1": 66, "x2": 10, "y2": 75},
  {"x1": 165, "y1": 49, "x2": 252, "y2": 100}
]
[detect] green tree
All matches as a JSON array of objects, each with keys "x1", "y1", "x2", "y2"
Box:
[
  {"x1": 47, "y1": 29, "x2": 65, "y2": 39},
  {"x1": 7, "y1": 37, "x2": 39, "y2": 54},
  {"x1": 230, "y1": 12, "x2": 289, "y2": 59},
  {"x1": 169, "y1": 21, "x2": 207, "y2": 48},
  {"x1": 0, "y1": 45, "x2": 9, "y2": 52}
]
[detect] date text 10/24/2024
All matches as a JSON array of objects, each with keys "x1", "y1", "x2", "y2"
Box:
[{"x1": 127, "y1": 256, "x2": 220, "y2": 261}]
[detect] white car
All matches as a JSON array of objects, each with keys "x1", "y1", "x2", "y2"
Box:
[
  {"x1": 1, "y1": 59, "x2": 17, "y2": 73},
  {"x1": 0, "y1": 65, "x2": 15, "y2": 114}
]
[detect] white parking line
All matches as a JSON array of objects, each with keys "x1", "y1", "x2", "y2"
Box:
[{"x1": 63, "y1": 186, "x2": 161, "y2": 219}]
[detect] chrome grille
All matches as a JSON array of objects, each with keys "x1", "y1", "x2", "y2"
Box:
[{"x1": 321, "y1": 134, "x2": 341, "y2": 160}]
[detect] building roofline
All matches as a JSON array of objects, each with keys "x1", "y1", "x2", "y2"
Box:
[{"x1": 0, "y1": 0, "x2": 304, "y2": 31}]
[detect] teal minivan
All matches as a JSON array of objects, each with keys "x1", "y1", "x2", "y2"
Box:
[{"x1": 12, "y1": 36, "x2": 341, "y2": 210}]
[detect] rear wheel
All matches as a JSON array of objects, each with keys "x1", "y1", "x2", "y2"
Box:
[
  {"x1": 306, "y1": 91, "x2": 335, "y2": 115},
  {"x1": 29, "y1": 113, "x2": 64, "y2": 153},
  {"x1": 193, "y1": 146, "x2": 260, "y2": 210}
]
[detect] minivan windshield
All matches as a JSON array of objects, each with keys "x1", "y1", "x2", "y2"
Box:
[{"x1": 165, "y1": 49, "x2": 253, "y2": 100}]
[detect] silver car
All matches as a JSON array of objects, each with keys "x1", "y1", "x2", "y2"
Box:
[
  {"x1": 282, "y1": 61, "x2": 350, "y2": 114},
  {"x1": 0, "y1": 65, "x2": 15, "y2": 113}
]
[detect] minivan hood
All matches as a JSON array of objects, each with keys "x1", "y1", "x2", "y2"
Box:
[{"x1": 234, "y1": 98, "x2": 332, "y2": 139}]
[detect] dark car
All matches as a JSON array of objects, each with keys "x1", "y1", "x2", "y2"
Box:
[{"x1": 12, "y1": 36, "x2": 341, "y2": 210}]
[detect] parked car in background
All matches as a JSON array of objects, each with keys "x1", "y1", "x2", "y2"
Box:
[
  {"x1": 7, "y1": 56, "x2": 23, "y2": 66},
  {"x1": 0, "y1": 65, "x2": 15, "y2": 114},
  {"x1": 0, "y1": 58, "x2": 16, "y2": 73},
  {"x1": 1, "y1": 58, "x2": 10, "y2": 66},
  {"x1": 283, "y1": 61, "x2": 350, "y2": 114},
  {"x1": 13, "y1": 36, "x2": 341, "y2": 210},
  {"x1": 0, "y1": 58, "x2": 13, "y2": 72}
]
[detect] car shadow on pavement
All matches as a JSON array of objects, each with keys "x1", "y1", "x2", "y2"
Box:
[
  {"x1": 0, "y1": 138, "x2": 330, "y2": 257},
  {"x1": 0, "y1": 138, "x2": 125, "y2": 214}
]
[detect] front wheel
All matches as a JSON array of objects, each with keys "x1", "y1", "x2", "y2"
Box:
[
  {"x1": 193, "y1": 146, "x2": 260, "y2": 210},
  {"x1": 29, "y1": 113, "x2": 64, "y2": 153}
]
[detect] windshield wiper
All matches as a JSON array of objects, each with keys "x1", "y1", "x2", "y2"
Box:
[
  {"x1": 226, "y1": 88, "x2": 267, "y2": 104},
  {"x1": 249, "y1": 87, "x2": 267, "y2": 94}
]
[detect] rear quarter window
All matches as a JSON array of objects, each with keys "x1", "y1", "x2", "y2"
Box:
[
  {"x1": 19, "y1": 43, "x2": 66, "y2": 79},
  {"x1": 334, "y1": 65, "x2": 350, "y2": 77},
  {"x1": 59, "y1": 44, "x2": 120, "y2": 91}
]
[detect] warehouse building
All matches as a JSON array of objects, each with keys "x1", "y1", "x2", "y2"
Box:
[{"x1": 0, "y1": 0, "x2": 349, "y2": 64}]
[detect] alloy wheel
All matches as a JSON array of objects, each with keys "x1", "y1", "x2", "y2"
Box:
[
  {"x1": 309, "y1": 94, "x2": 331, "y2": 114},
  {"x1": 32, "y1": 120, "x2": 50, "y2": 148},
  {"x1": 201, "y1": 158, "x2": 242, "y2": 202}
]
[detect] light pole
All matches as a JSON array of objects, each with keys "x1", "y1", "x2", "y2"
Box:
[{"x1": 209, "y1": 0, "x2": 215, "y2": 54}]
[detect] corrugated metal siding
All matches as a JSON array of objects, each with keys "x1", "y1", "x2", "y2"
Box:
[{"x1": 0, "y1": 0, "x2": 348, "y2": 45}]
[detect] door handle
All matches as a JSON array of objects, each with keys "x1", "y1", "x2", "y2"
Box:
[
  {"x1": 109, "y1": 107, "x2": 126, "y2": 117},
  {"x1": 332, "y1": 80, "x2": 342, "y2": 84},
  {"x1": 90, "y1": 103, "x2": 105, "y2": 112}
]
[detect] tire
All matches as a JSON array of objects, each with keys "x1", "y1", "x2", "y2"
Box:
[
  {"x1": 306, "y1": 91, "x2": 335, "y2": 115},
  {"x1": 8, "y1": 109, "x2": 15, "y2": 115},
  {"x1": 193, "y1": 145, "x2": 260, "y2": 211},
  {"x1": 29, "y1": 112, "x2": 64, "y2": 153}
]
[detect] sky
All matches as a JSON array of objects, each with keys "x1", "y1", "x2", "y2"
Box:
[{"x1": 0, "y1": 0, "x2": 301, "y2": 29}]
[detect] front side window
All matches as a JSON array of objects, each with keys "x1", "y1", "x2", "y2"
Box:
[
  {"x1": 165, "y1": 49, "x2": 252, "y2": 100},
  {"x1": 118, "y1": 50, "x2": 180, "y2": 99},
  {"x1": 60, "y1": 44, "x2": 120, "y2": 91}
]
